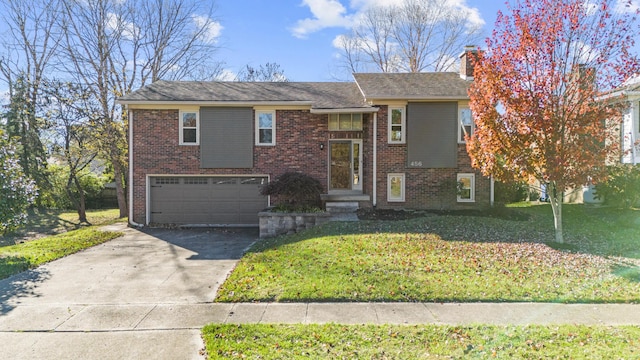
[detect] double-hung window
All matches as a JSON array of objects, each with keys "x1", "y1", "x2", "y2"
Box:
[
  {"x1": 256, "y1": 110, "x2": 276, "y2": 145},
  {"x1": 458, "y1": 106, "x2": 473, "y2": 143},
  {"x1": 457, "y1": 173, "x2": 475, "y2": 202},
  {"x1": 179, "y1": 110, "x2": 199, "y2": 145},
  {"x1": 388, "y1": 107, "x2": 406, "y2": 143}
]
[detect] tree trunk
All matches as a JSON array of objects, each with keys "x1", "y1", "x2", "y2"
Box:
[
  {"x1": 548, "y1": 182, "x2": 564, "y2": 244},
  {"x1": 73, "y1": 175, "x2": 88, "y2": 224},
  {"x1": 112, "y1": 156, "x2": 128, "y2": 218}
]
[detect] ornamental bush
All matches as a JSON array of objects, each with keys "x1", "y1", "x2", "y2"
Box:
[
  {"x1": 594, "y1": 164, "x2": 640, "y2": 209},
  {"x1": 260, "y1": 172, "x2": 323, "y2": 212},
  {"x1": 0, "y1": 132, "x2": 38, "y2": 234}
]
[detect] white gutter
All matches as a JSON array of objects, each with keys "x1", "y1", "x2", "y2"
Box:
[
  {"x1": 117, "y1": 100, "x2": 314, "y2": 106},
  {"x1": 127, "y1": 107, "x2": 143, "y2": 227},
  {"x1": 373, "y1": 112, "x2": 377, "y2": 207},
  {"x1": 310, "y1": 107, "x2": 380, "y2": 114}
]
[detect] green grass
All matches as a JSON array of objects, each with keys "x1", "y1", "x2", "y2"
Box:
[
  {"x1": 2, "y1": 208, "x2": 122, "y2": 246},
  {"x1": 203, "y1": 323, "x2": 640, "y2": 359},
  {"x1": 216, "y1": 204, "x2": 640, "y2": 303},
  {"x1": 0, "y1": 227, "x2": 122, "y2": 279}
]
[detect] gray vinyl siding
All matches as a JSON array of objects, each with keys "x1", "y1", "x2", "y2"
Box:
[
  {"x1": 407, "y1": 102, "x2": 457, "y2": 168},
  {"x1": 200, "y1": 107, "x2": 253, "y2": 168}
]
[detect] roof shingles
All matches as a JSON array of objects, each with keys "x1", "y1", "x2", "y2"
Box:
[
  {"x1": 119, "y1": 80, "x2": 369, "y2": 109},
  {"x1": 119, "y1": 73, "x2": 471, "y2": 109}
]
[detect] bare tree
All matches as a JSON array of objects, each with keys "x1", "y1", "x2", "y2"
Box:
[
  {"x1": 57, "y1": 0, "x2": 223, "y2": 218},
  {"x1": 43, "y1": 80, "x2": 100, "y2": 223},
  {"x1": 237, "y1": 63, "x2": 289, "y2": 82},
  {"x1": 335, "y1": 0, "x2": 483, "y2": 74}
]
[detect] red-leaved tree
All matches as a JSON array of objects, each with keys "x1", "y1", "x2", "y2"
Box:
[{"x1": 467, "y1": 0, "x2": 640, "y2": 243}]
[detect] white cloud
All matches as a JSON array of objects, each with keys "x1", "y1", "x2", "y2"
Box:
[
  {"x1": 294, "y1": 0, "x2": 484, "y2": 38},
  {"x1": 107, "y1": 12, "x2": 139, "y2": 39},
  {"x1": 616, "y1": 0, "x2": 640, "y2": 13},
  {"x1": 216, "y1": 69, "x2": 237, "y2": 81},
  {"x1": 192, "y1": 15, "x2": 223, "y2": 44},
  {"x1": 291, "y1": 0, "x2": 353, "y2": 38},
  {"x1": 445, "y1": 0, "x2": 484, "y2": 28}
]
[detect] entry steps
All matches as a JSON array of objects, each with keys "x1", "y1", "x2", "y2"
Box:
[{"x1": 325, "y1": 201, "x2": 359, "y2": 213}]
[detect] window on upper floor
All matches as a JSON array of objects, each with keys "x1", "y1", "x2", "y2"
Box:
[
  {"x1": 179, "y1": 110, "x2": 199, "y2": 145},
  {"x1": 388, "y1": 107, "x2": 406, "y2": 143},
  {"x1": 458, "y1": 107, "x2": 473, "y2": 143},
  {"x1": 457, "y1": 173, "x2": 475, "y2": 202},
  {"x1": 328, "y1": 113, "x2": 363, "y2": 131},
  {"x1": 256, "y1": 110, "x2": 276, "y2": 145}
]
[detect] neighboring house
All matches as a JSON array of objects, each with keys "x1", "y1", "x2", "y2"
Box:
[
  {"x1": 616, "y1": 75, "x2": 640, "y2": 165},
  {"x1": 118, "y1": 47, "x2": 492, "y2": 226}
]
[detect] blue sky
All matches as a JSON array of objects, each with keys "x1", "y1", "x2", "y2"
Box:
[{"x1": 213, "y1": 0, "x2": 511, "y2": 81}]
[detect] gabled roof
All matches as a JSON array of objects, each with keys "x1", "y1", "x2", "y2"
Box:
[
  {"x1": 119, "y1": 73, "x2": 473, "y2": 109},
  {"x1": 118, "y1": 80, "x2": 370, "y2": 110},
  {"x1": 353, "y1": 72, "x2": 471, "y2": 100}
]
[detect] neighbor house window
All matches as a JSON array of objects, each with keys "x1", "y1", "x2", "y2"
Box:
[
  {"x1": 458, "y1": 107, "x2": 473, "y2": 143},
  {"x1": 256, "y1": 110, "x2": 276, "y2": 145},
  {"x1": 388, "y1": 107, "x2": 405, "y2": 143},
  {"x1": 457, "y1": 173, "x2": 475, "y2": 202},
  {"x1": 179, "y1": 110, "x2": 199, "y2": 145},
  {"x1": 387, "y1": 173, "x2": 405, "y2": 202},
  {"x1": 328, "y1": 113, "x2": 363, "y2": 131}
]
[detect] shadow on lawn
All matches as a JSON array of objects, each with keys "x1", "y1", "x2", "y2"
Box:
[{"x1": 1, "y1": 209, "x2": 84, "y2": 247}]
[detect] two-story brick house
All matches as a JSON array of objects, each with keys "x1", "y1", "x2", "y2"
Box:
[{"x1": 119, "y1": 48, "x2": 492, "y2": 226}]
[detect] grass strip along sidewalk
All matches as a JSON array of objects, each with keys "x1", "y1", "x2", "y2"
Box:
[{"x1": 204, "y1": 323, "x2": 640, "y2": 359}]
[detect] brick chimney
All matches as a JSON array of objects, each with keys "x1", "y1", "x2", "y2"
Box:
[{"x1": 460, "y1": 45, "x2": 479, "y2": 80}]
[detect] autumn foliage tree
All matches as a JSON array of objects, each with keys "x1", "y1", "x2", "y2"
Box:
[{"x1": 467, "y1": 0, "x2": 640, "y2": 243}]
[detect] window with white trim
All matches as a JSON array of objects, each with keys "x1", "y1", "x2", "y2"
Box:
[
  {"x1": 179, "y1": 110, "x2": 199, "y2": 145},
  {"x1": 388, "y1": 107, "x2": 405, "y2": 143},
  {"x1": 256, "y1": 110, "x2": 276, "y2": 145},
  {"x1": 457, "y1": 173, "x2": 475, "y2": 202},
  {"x1": 387, "y1": 173, "x2": 405, "y2": 202},
  {"x1": 458, "y1": 107, "x2": 473, "y2": 143},
  {"x1": 328, "y1": 113, "x2": 363, "y2": 131}
]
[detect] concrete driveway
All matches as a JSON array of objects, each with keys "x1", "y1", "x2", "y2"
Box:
[{"x1": 0, "y1": 223, "x2": 258, "y2": 360}]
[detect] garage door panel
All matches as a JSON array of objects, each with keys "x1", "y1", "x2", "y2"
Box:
[{"x1": 150, "y1": 176, "x2": 268, "y2": 225}]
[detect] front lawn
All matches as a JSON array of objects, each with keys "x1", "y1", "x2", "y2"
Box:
[
  {"x1": 216, "y1": 204, "x2": 640, "y2": 303},
  {"x1": 0, "y1": 227, "x2": 122, "y2": 279},
  {"x1": 203, "y1": 323, "x2": 640, "y2": 359}
]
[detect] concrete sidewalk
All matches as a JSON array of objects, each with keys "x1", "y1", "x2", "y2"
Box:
[
  {"x1": 2, "y1": 302, "x2": 640, "y2": 334},
  {"x1": 2, "y1": 301, "x2": 640, "y2": 359}
]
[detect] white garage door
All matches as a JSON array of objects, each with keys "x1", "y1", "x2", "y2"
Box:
[{"x1": 149, "y1": 176, "x2": 268, "y2": 225}]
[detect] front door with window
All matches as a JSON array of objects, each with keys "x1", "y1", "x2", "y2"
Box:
[{"x1": 329, "y1": 140, "x2": 362, "y2": 192}]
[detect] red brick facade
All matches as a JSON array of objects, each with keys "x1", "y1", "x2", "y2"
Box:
[{"x1": 131, "y1": 104, "x2": 489, "y2": 224}]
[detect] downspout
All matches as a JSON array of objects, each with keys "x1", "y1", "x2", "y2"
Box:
[
  {"x1": 631, "y1": 131, "x2": 637, "y2": 165},
  {"x1": 128, "y1": 107, "x2": 143, "y2": 227},
  {"x1": 490, "y1": 176, "x2": 495, "y2": 207},
  {"x1": 373, "y1": 112, "x2": 377, "y2": 207}
]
